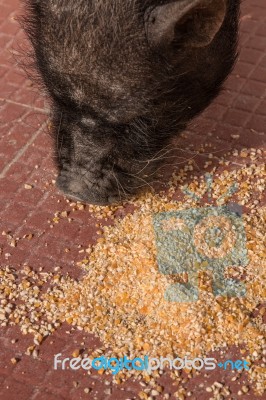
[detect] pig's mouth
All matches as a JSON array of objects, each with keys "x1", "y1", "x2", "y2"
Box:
[
  {"x1": 56, "y1": 179, "x2": 123, "y2": 205},
  {"x1": 56, "y1": 164, "x2": 145, "y2": 206}
]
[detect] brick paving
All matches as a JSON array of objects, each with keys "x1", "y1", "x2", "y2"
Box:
[{"x1": 0, "y1": 1, "x2": 265, "y2": 399}]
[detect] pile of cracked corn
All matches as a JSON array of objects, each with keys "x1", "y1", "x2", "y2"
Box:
[{"x1": 0, "y1": 148, "x2": 265, "y2": 396}]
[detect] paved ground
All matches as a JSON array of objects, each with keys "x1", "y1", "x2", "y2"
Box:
[{"x1": 0, "y1": 1, "x2": 265, "y2": 399}]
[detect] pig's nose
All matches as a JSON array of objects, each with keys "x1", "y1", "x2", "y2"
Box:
[
  {"x1": 56, "y1": 174, "x2": 121, "y2": 206},
  {"x1": 56, "y1": 175, "x2": 91, "y2": 203},
  {"x1": 67, "y1": 179, "x2": 87, "y2": 197}
]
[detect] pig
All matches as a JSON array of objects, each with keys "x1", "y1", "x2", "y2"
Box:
[{"x1": 22, "y1": 0, "x2": 240, "y2": 205}]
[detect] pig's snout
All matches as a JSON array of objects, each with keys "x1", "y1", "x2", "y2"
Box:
[{"x1": 56, "y1": 168, "x2": 131, "y2": 206}]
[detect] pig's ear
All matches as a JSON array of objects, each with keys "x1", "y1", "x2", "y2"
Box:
[{"x1": 145, "y1": 0, "x2": 226, "y2": 49}]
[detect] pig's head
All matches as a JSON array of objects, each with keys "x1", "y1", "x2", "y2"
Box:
[{"x1": 23, "y1": 0, "x2": 239, "y2": 204}]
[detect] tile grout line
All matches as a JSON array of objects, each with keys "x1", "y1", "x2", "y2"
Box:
[
  {"x1": 0, "y1": 97, "x2": 49, "y2": 114},
  {"x1": 0, "y1": 122, "x2": 46, "y2": 179}
]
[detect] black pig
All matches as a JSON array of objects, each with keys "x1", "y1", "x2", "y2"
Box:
[{"x1": 22, "y1": 0, "x2": 240, "y2": 205}]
